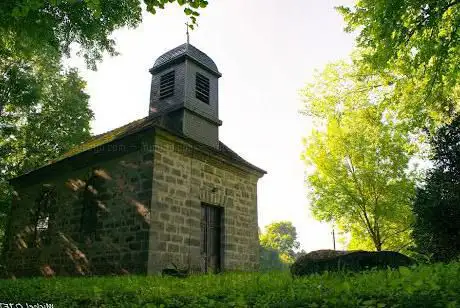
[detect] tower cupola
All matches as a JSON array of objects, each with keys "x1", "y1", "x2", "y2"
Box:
[{"x1": 149, "y1": 43, "x2": 222, "y2": 148}]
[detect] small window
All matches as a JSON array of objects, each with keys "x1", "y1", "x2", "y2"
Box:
[
  {"x1": 159, "y1": 70, "x2": 175, "y2": 99},
  {"x1": 195, "y1": 73, "x2": 210, "y2": 104},
  {"x1": 33, "y1": 185, "x2": 56, "y2": 247},
  {"x1": 37, "y1": 216, "x2": 49, "y2": 232}
]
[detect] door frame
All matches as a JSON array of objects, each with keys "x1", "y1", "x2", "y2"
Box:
[{"x1": 200, "y1": 202, "x2": 224, "y2": 273}]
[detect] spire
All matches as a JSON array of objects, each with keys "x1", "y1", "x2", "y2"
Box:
[{"x1": 185, "y1": 22, "x2": 190, "y2": 46}]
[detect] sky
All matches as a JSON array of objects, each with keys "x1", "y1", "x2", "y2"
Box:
[{"x1": 68, "y1": 0, "x2": 356, "y2": 252}]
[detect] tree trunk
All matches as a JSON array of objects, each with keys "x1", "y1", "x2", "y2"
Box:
[{"x1": 375, "y1": 220, "x2": 382, "y2": 251}]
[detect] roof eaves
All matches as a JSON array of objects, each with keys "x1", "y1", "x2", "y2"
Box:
[
  {"x1": 149, "y1": 54, "x2": 221, "y2": 77},
  {"x1": 9, "y1": 115, "x2": 160, "y2": 182}
]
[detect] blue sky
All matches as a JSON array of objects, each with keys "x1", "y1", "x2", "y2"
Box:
[{"x1": 68, "y1": 0, "x2": 356, "y2": 252}]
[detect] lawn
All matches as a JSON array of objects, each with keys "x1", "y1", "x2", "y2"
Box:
[{"x1": 0, "y1": 262, "x2": 459, "y2": 307}]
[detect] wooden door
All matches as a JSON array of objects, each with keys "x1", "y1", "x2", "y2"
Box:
[{"x1": 200, "y1": 204, "x2": 222, "y2": 273}]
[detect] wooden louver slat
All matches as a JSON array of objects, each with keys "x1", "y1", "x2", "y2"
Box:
[
  {"x1": 160, "y1": 70, "x2": 175, "y2": 99},
  {"x1": 195, "y1": 72, "x2": 210, "y2": 104}
]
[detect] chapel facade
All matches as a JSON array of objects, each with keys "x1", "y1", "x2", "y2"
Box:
[{"x1": 2, "y1": 43, "x2": 265, "y2": 277}]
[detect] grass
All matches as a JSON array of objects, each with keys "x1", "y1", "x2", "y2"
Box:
[{"x1": 0, "y1": 262, "x2": 459, "y2": 307}]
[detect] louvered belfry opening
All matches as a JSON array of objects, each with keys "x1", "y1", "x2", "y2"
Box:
[
  {"x1": 195, "y1": 72, "x2": 210, "y2": 104},
  {"x1": 159, "y1": 70, "x2": 175, "y2": 99},
  {"x1": 200, "y1": 203, "x2": 222, "y2": 273}
]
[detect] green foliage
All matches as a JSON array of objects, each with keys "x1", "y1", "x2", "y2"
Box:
[
  {"x1": 259, "y1": 221, "x2": 300, "y2": 263},
  {"x1": 0, "y1": 59, "x2": 93, "y2": 254},
  {"x1": 0, "y1": 0, "x2": 208, "y2": 69},
  {"x1": 301, "y1": 62, "x2": 416, "y2": 252},
  {"x1": 337, "y1": 1, "x2": 460, "y2": 129},
  {"x1": 1, "y1": 262, "x2": 460, "y2": 307},
  {"x1": 413, "y1": 115, "x2": 460, "y2": 262},
  {"x1": 259, "y1": 245, "x2": 290, "y2": 271}
]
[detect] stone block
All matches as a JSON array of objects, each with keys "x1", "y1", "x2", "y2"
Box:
[
  {"x1": 174, "y1": 215, "x2": 185, "y2": 225},
  {"x1": 163, "y1": 157, "x2": 174, "y2": 166},
  {"x1": 160, "y1": 213, "x2": 170, "y2": 221},
  {"x1": 171, "y1": 234, "x2": 184, "y2": 242},
  {"x1": 158, "y1": 242, "x2": 167, "y2": 251},
  {"x1": 189, "y1": 238, "x2": 200, "y2": 247},
  {"x1": 166, "y1": 223, "x2": 177, "y2": 233},
  {"x1": 172, "y1": 169, "x2": 182, "y2": 177},
  {"x1": 203, "y1": 165, "x2": 215, "y2": 174},
  {"x1": 159, "y1": 233, "x2": 170, "y2": 242},
  {"x1": 175, "y1": 189, "x2": 187, "y2": 198},
  {"x1": 167, "y1": 243, "x2": 179, "y2": 253},
  {"x1": 166, "y1": 176, "x2": 176, "y2": 184}
]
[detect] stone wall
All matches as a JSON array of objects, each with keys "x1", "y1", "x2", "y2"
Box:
[
  {"x1": 3, "y1": 127, "x2": 263, "y2": 277},
  {"x1": 148, "y1": 130, "x2": 261, "y2": 274},
  {"x1": 4, "y1": 134, "x2": 154, "y2": 277}
]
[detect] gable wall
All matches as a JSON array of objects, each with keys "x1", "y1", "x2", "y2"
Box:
[{"x1": 148, "y1": 132, "x2": 260, "y2": 273}]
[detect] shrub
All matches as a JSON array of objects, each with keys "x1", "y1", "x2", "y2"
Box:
[{"x1": 259, "y1": 245, "x2": 290, "y2": 271}]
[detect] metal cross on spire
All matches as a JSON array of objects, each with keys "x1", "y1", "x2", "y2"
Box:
[{"x1": 185, "y1": 22, "x2": 190, "y2": 45}]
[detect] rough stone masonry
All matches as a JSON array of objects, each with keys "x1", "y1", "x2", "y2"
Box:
[{"x1": 148, "y1": 130, "x2": 261, "y2": 274}]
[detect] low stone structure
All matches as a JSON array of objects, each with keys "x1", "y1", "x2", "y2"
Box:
[
  {"x1": 3, "y1": 43, "x2": 265, "y2": 277},
  {"x1": 291, "y1": 250, "x2": 416, "y2": 277}
]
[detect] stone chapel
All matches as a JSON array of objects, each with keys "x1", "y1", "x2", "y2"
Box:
[{"x1": 3, "y1": 43, "x2": 266, "y2": 277}]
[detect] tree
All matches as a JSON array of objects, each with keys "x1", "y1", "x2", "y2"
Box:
[
  {"x1": 0, "y1": 61, "x2": 93, "y2": 252},
  {"x1": 293, "y1": 249, "x2": 307, "y2": 259},
  {"x1": 338, "y1": 1, "x2": 460, "y2": 129},
  {"x1": 0, "y1": 0, "x2": 208, "y2": 67},
  {"x1": 412, "y1": 115, "x2": 460, "y2": 262},
  {"x1": 301, "y1": 62, "x2": 416, "y2": 252},
  {"x1": 259, "y1": 221, "x2": 300, "y2": 263},
  {"x1": 259, "y1": 245, "x2": 289, "y2": 271}
]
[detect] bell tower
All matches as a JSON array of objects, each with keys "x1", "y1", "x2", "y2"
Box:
[{"x1": 149, "y1": 43, "x2": 222, "y2": 149}]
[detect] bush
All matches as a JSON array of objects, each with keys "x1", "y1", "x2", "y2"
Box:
[
  {"x1": 259, "y1": 245, "x2": 290, "y2": 271},
  {"x1": 0, "y1": 261, "x2": 459, "y2": 307}
]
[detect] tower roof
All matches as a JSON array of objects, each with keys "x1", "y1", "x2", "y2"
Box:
[{"x1": 150, "y1": 43, "x2": 221, "y2": 76}]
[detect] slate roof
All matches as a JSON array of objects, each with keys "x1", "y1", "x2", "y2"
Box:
[
  {"x1": 12, "y1": 112, "x2": 266, "y2": 180},
  {"x1": 150, "y1": 43, "x2": 221, "y2": 76}
]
